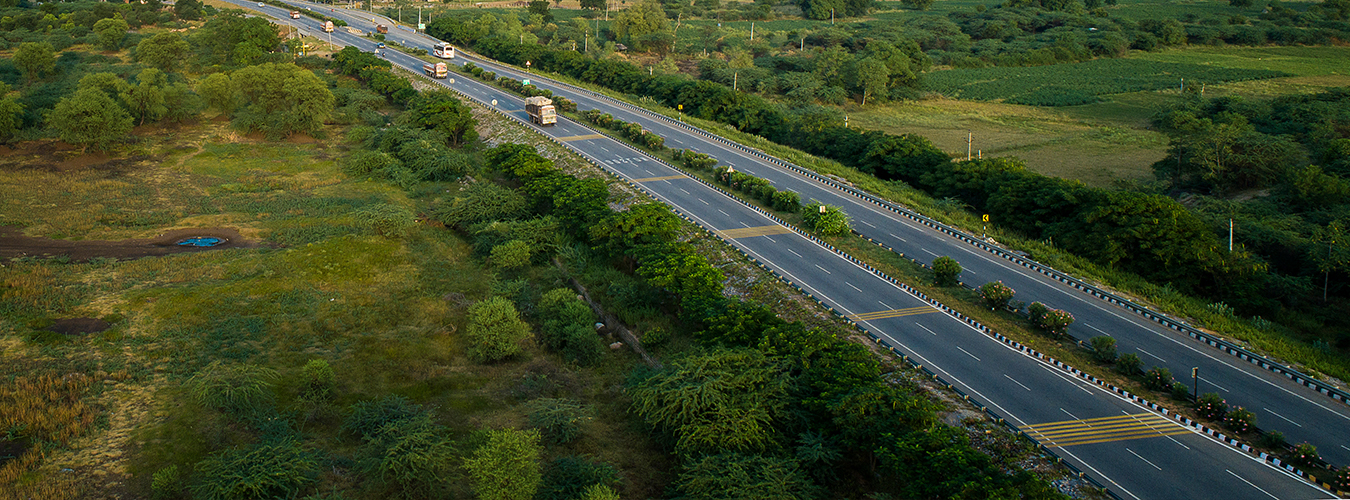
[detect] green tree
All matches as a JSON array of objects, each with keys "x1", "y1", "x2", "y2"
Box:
[
  {"x1": 588, "y1": 202, "x2": 682, "y2": 257},
  {"x1": 175, "y1": 0, "x2": 203, "y2": 19},
  {"x1": 528, "y1": 0, "x2": 555, "y2": 23},
  {"x1": 578, "y1": 484, "x2": 620, "y2": 500},
  {"x1": 855, "y1": 57, "x2": 888, "y2": 106},
  {"x1": 466, "y1": 297, "x2": 531, "y2": 362},
  {"x1": 162, "y1": 82, "x2": 204, "y2": 123},
  {"x1": 464, "y1": 429, "x2": 544, "y2": 500},
  {"x1": 197, "y1": 73, "x2": 238, "y2": 114},
  {"x1": 299, "y1": 359, "x2": 335, "y2": 403},
  {"x1": 93, "y1": 17, "x2": 130, "y2": 51},
  {"x1": 1117, "y1": 352, "x2": 1142, "y2": 375},
  {"x1": 232, "y1": 63, "x2": 335, "y2": 139},
  {"x1": 0, "y1": 84, "x2": 24, "y2": 141},
  {"x1": 628, "y1": 349, "x2": 789, "y2": 455},
  {"x1": 136, "y1": 32, "x2": 192, "y2": 72},
  {"x1": 359, "y1": 413, "x2": 457, "y2": 494},
  {"x1": 408, "y1": 90, "x2": 478, "y2": 146},
  {"x1": 579, "y1": 0, "x2": 605, "y2": 11},
  {"x1": 192, "y1": 439, "x2": 318, "y2": 500},
  {"x1": 435, "y1": 182, "x2": 529, "y2": 229},
  {"x1": 931, "y1": 256, "x2": 962, "y2": 286},
  {"x1": 611, "y1": 0, "x2": 670, "y2": 46},
  {"x1": 47, "y1": 87, "x2": 134, "y2": 152},
  {"x1": 122, "y1": 68, "x2": 168, "y2": 125},
  {"x1": 674, "y1": 453, "x2": 818, "y2": 500},
  {"x1": 13, "y1": 42, "x2": 56, "y2": 81}
]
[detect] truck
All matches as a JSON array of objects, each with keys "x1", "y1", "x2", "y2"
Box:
[
  {"x1": 524, "y1": 96, "x2": 557, "y2": 126},
  {"x1": 290, "y1": 10, "x2": 300, "y2": 18},
  {"x1": 345, "y1": 26, "x2": 363, "y2": 35},
  {"x1": 375, "y1": 24, "x2": 389, "y2": 34},
  {"x1": 422, "y1": 62, "x2": 448, "y2": 79},
  {"x1": 321, "y1": 21, "x2": 334, "y2": 32}
]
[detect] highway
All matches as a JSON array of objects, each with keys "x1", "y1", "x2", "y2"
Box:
[
  {"x1": 278, "y1": 9, "x2": 1350, "y2": 469},
  {"x1": 230, "y1": 3, "x2": 1337, "y2": 497}
]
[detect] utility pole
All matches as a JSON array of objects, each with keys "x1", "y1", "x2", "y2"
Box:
[
  {"x1": 1180, "y1": 77, "x2": 1185, "y2": 94},
  {"x1": 733, "y1": 71, "x2": 738, "y2": 91},
  {"x1": 801, "y1": 32, "x2": 806, "y2": 50},
  {"x1": 967, "y1": 131, "x2": 972, "y2": 161},
  {"x1": 1229, "y1": 218, "x2": 1234, "y2": 252},
  {"x1": 750, "y1": 22, "x2": 754, "y2": 41},
  {"x1": 830, "y1": 8, "x2": 834, "y2": 24}
]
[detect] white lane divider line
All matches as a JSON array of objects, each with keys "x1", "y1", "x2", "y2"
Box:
[
  {"x1": 1198, "y1": 376, "x2": 1230, "y2": 393},
  {"x1": 1003, "y1": 374, "x2": 1032, "y2": 392},
  {"x1": 718, "y1": 209, "x2": 730, "y2": 217},
  {"x1": 1137, "y1": 348, "x2": 1167, "y2": 363},
  {"x1": 956, "y1": 346, "x2": 981, "y2": 361},
  {"x1": 922, "y1": 249, "x2": 938, "y2": 257},
  {"x1": 680, "y1": 188, "x2": 692, "y2": 195},
  {"x1": 815, "y1": 264, "x2": 831, "y2": 275},
  {"x1": 916, "y1": 323, "x2": 938, "y2": 336},
  {"x1": 1225, "y1": 469, "x2": 1279, "y2": 500},
  {"x1": 1262, "y1": 407, "x2": 1303, "y2": 428},
  {"x1": 787, "y1": 248, "x2": 803, "y2": 258},
  {"x1": 1126, "y1": 448, "x2": 1162, "y2": 471},
  {"x1": 878, "y1": 300, "x2": 893, "y2": 309},
  {"x1": 861, "y1": 221, "x2": 876, "y2": 227},
  {"x1": 889, "y1": 232, "x2": 907, "y2": 243},
  {"x1": 847, "y1": 282, "x2": 863, "y2": 293}
]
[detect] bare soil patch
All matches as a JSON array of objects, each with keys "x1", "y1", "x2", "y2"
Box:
[
  {"x1": 47, "y1": 318, "x2": 112, "y2": 336},
  {"x1": 0, "y1": 227, "x2": 261, "y2": 262}
]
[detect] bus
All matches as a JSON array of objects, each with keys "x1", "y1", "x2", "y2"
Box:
[{"x1": 433, "y1": 42, "x2": 456, "y2": 59}]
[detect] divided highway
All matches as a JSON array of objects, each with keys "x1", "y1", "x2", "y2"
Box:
[
  {"x1": 232, "y1": 3, "x2": 1336, "y2": 497},
  {"x1": 294, "y1": 13, "x2": 1350, "y2": 468}
]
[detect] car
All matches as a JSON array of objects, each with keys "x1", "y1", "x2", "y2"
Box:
[
  {"x1": 376, "y1": 42, "x2": 386, "y2": 49},
  {"x1": 257, "y1": 2, "x2": 264, "y2": 6}
]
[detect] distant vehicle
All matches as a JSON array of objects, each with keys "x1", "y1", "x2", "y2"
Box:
[
  {"x1": 321, "y1": 21, "x2": 334, "y2": 32},
  {"x1": 525, "y1": 96, "x2": 557, "y2": 126},
  {"x1": 433, "y1": 42, "x2": 455, "y2": 59},
  {"x1": 289, "y1": 10, "x2": 300, "y2": 18},
  {"x1": 423, "y1": 62, "x2": 448, "y2": 79},
  {"x1": 375, "y1": 24, "x2": 388, "y2": 34},
  {"x1": 257, "y1": 2, "x2": 264, "y2": 6},
  {"x1": 345, "y1": 26, "x2": 363, "y2": 35},
  {"x1": 376, "y1": 42, "x2": 385, "y2": 49}
]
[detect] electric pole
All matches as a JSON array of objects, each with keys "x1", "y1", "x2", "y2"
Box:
[{"x1": 967, "y1": 131, "x2": 972, "y2": 161}]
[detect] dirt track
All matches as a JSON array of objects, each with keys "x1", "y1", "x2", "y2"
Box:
[{"x1": 0, "y1": 227, "x2": 261, "y2": 262}]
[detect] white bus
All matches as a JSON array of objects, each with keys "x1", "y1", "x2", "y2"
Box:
[{"x1": 433, "y1": 42, "x2": 455, "y2": 59}]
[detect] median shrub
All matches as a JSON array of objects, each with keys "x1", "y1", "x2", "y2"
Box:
[
  {"x1": 1143, "y1": 366, "x2": 1173, "y2": 391},
  {"x1": 1289, "y1": 442, "x2": 1320, "y2": 467},
  {"x1": 1090, "y1": 336, "x2": 1117, "y2": 363},
  {"x1": 1224, "y1": 406, "x2": 1255, "y2": 433},
  {"x1": 801, "y1": 201, "x2": 851, "y2": 236},
  {"x1": 771, "y1": 190, "x2": 801, "y2": 212},
  {"x1": 1116, "y1": 353, "x2": 1142, "y2": 375},
  {"x1": 1194, "y1": 392, "x2": 1228, "y2": 420},
  {"x1": 978, "y1": 281, "x2": 1015, "y2": 310}
]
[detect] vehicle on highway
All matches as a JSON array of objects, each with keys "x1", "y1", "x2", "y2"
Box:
[
  {"x1": 321, "y1": 21, "x2": 334, "y2": 32},
  {"x1": 423, "y1": 62, "x2": 448, "y2": 79},
  {"x1": 376, "y1": 24, "x2": 388, "y2": 34},
  {"x1": 376, "y1": 42, "x2": 385, "y2": 49},
  {"x1": 525, "y1": 96, "x2": 556, "y2": 126},
  {"x1": 257, "y1": 2, "x2": 264, "y2": 6},
  {"x1": 289, "y1": 10, "x2": 300, "y2": 18},
  {"x1": 433, "y1": 42, "x2": 456, "y2": 59}
]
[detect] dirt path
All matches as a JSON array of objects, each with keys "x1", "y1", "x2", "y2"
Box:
[{"x1": 0, "y1": 227, "x2": 260, "y2": 262}]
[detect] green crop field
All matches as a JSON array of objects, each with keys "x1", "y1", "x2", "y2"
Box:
[{"x1": 922, "y1": 59, "x2": 1291, "y2": 106}]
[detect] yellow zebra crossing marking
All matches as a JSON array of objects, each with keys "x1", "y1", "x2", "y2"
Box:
[
  {"x1": 847, "y1": 306, "x2": 938, "y2": 321},
  {"x1": 632, "y1": 175, "x2": 688, "y2": 182},
  {"x1": 1020, "y1": 412, "x2": 1192, "y2": 448},
  {"x1": 718, "y1": 225, "x2": 795, "y2": 239},
  {"x1": 557, "y1": 134, "x2": 604, "y2": 142}
]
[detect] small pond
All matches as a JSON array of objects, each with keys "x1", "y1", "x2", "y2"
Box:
[{"x1": 176, "y1": 237, "x2": 225, "y2": 247}]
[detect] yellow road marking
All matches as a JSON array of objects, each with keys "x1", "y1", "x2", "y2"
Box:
[
  {"x1": 718, "y1": 225, "x2": 794, "y2": 239},
  {"x1": 1020, "y1": 413, "x2": 1192, "y2": 448},
  {"x1": 847, "y1": 306, "x2": 938, "y2": 321},
  {"x1": 632, "y1": 175, "x2": 688, "y2": 182},
  {"x1": 557, "y1": 134, "x2": 604, "y2": 142}
]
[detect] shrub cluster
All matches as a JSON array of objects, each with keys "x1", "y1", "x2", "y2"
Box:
[
  {"x1": 711, "y1": 165, "x2": 801, "y2": 213},
  {"x1": 579, "y1": 109, "x2": 664, "y2": 150},
  {"x1": 1027, "y1": 302, "x2": 1074, "y2": 336},
  {"x1": 461, "y1": 61, "x2": 577, "y2": 112},
  {"x1": 537, "y1": 288, "x2": 605, "y2": 366},
  {"x1": 978, "y1": 281, "x2": 1015, "y2": 310}
]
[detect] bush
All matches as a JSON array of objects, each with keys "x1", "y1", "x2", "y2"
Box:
[
  {"x1": 191, "y1": 439, "x2": 318, "y2": 500},
  {"x1": 1116, "y1": 353, "x2": 1142, "y2": 375},
  {"x1": 1171, "y1": 381, "x2": 1191, "y2": 401},
  {"x1": 771, "y1": 190, "x2": 801, "y2": 212},
  {"x1": 352, "y1": 203, "x2": 417, "y2": 238},
  {"x1": 1028, "y1": 302, "x2": 1074, "y2": 336},
  {"x1": 932, "y1": 256, "x2": 962, "y2": 287},
  {"x1": 342, "y1": 395, "x2": 424, "y2": 438},
  {"x1": 1289, "y1": 442, "x2": 1320, "y2": 467},
  {"x1": 536, "y1": 456, "x2": 619, "y2": 500},
  {"x1": 801, "y1": 201, "x2": 851, "y2": 236},
  {"x1": 1224, "y1": 406, "x2": 1255, "y2": 433},
  {"x1": 525, "y1": 398, "x2": 592, "y2": 444},
  {"x1": 464, "y1": 429, "x2": 544, "y2": 500},
  {"x1": 299, "y1": 359, "x2": 335, "y2": 403},
  {"x1": 491, "y1": 240, "x2": 533, "y2": 269},
  {"x1": 188, "y1": 361, "x2": 279, "y2": 416},
  {"x1": 1143, "y1": 366, "x2": 1173, "y2": 391},
  {"x1": 1194, "y1": 392, "x2": 1228, "y2": 420},
  {"x1": 466, "y1": 296, "x2": 532, "y2": 363},
  {"x1": 357, "y1": 413, "x2": 456, "y2": 493},
  {"x1": 978, "y1": 281, "x2": 1015, "y2": 310},
  {"x1": 435, "y1": 181, "x2": 529, "y2": 230},
  {"x1": 1259, "y1": 430, "x2": 1286, "y2": 449},
  {"x1": 1090, "y1": 336, "x2": 1117, "y2": 363},
  {"x1": 151, "y1": 465, "x2": 181, "y2": 499}
]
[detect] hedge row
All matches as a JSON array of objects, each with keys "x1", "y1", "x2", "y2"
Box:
[
  {"x1": 461, "y1": 62, "x2": 576, "y2": 112},
  {"x1": 579, "y1": 109, "x2": 663, "y2": 150}
]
